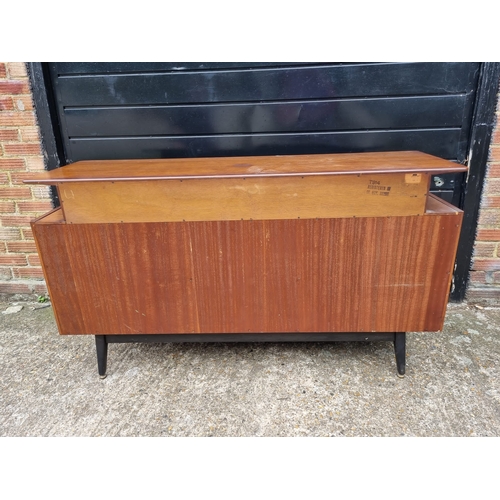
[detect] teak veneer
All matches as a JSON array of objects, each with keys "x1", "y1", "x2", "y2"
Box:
[
  {"x1": 27, "y1": 152, "x2": 466, "y2": 377},
  {"x1": 25, "y1": 151, "x2": 465, "y2": 224},
  {"x1": 23, "y1": 151, "x2": 466, "y2": 182}
]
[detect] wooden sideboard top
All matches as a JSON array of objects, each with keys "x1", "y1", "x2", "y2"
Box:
[{"x1": 24, "y1": 151, "x2": 467, "y2": 184}]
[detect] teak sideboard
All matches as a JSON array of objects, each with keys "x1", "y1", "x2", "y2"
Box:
[{"x1": 25, "y1": 151, "x2": 467, "y2": 377}]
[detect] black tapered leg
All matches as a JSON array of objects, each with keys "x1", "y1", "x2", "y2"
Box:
[
  {"x1": 95, "y1": 335, "x2": 108, "y2": 379},
  {"x1": 394, "y1": 332, "x2": 406, "y2": 377}
]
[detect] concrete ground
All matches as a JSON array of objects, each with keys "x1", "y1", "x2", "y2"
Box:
[{"x1": 0, "y1": 299, "x2": 499, "y2": 437}]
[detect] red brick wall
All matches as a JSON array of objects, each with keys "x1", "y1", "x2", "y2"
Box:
[
  {"x1": 467, "y1": 87, "x2": 500, "y2": 301},
  {"x1": 0, "y1": 62, "x2": 51, "y2": 296}
]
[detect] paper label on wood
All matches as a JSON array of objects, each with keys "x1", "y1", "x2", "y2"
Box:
[{"x1": 405, "y1": 173, "x2": 422, "y2": 184}]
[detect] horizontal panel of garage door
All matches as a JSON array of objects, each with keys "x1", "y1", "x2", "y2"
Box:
[{"x1": 52, "y1": 62, "x2": 476, "y2": 106}]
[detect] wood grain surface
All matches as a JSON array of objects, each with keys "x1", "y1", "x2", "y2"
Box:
[
  {"x1": 57, "y1": 172, "x2": 430, "y2": 223},
  {"x1": 33, "y1": 199, "x2": 463, "y2": 335},
  {"x1": 24, "y1": 151, "x2": 467, "y2": 184}
]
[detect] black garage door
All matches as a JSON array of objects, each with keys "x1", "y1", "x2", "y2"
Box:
[
  {"x1": 45, "y1": 62, "x2": 480, "y2": 206},
  {"x1": 33, "y1": 62, "x2": 500, "y2": 301}
]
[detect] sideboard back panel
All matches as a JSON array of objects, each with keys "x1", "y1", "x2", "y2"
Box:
[{"x1": 33, "y1": 202, "x2": 462, "y2": 335}]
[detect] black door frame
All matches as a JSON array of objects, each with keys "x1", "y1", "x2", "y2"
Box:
[
  {"x1": 26, "y1": 62, "x2": 500, "y2": 302},
  {"x1": 450, "y1": 63, "x2": 500, "y2": 301}
]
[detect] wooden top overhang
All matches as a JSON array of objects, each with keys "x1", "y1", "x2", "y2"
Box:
[{"x1": 23, "y1": 151, "x2": 467, "y2": 185}]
